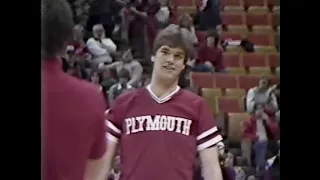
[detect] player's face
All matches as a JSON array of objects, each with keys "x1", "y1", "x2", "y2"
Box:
[{"x1": 153, "y1": 45, "x2": 186, "y2": 81}]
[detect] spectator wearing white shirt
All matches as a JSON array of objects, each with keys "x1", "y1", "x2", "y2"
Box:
[
  {"x1": 86, "y1": 24, "x2": 117, "y2": 71},
  {"x1": 246, "y1": 76, "x2": 278, "y2": 114}
]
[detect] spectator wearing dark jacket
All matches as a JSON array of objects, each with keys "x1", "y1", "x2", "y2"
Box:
[
  {"x1": 194, "y1": 30, "x2": 226, "y2": 72},
  {"x1": 243, "y1": 104, "x2": 279, "y2": 172}
]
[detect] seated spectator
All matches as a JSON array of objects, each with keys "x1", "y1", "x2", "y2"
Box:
[
  {"x1": 87, "y1": 24, "x2": 117, "y2": 70},
  {"x1": 156, "y1": 0, "x2": 171, "y2": 28},
  {"x1": 264, "y1": 149, "x2": 280, "y2": 180},
  {"x1": 103, "y1": 48, "x2": 143, "y2": 87},
  {"x1": 90, "y1": 71, "x2": 109, "y2": 105},
  {"x1": 197, "y1": 0, "x2": 222, "y2": 30},
  {"x1": 127, "y1": 0, "x2": 160, "y2": 58},
  {"x1": 193, "y1": 30, "x2": 226, "y2": 72},
  {"x1": 108, "y1": 155, "x2": 121, "y2": 180},
  {"x1": 70, "y1": 24, "x2": 91, "y2": 79},
  {"x1": 61, "y1": 47, "x2": 83, "y2": 78},
  {"x1": 243, "y1": 104, "x2": 279, "y2": 173},
  {"x1": 90, "y1": 71, "x2": 103, "y2": 90},
  {"x1": 108, "y1": 68, "x2": 134, "y2": 105},
  {"x1": 246, "y1": 77, "x2": 278, "y2": 114},
  {"x1": 220, "y1": 150, "x2": 237, "y2": 180},
  {"x1": 100, "y1": 68, "x2": 117, "y2": 91},
  {"x1": 178, "y1": 13, "x2": 198, "y2": 46}
]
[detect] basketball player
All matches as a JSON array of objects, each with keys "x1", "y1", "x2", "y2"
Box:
[
  {"x1": 104, "y1": 24, "x2": 223, "y2": 180},
  {"x1": 42, "y1": 0, "x2": 109, "y2": 179}
]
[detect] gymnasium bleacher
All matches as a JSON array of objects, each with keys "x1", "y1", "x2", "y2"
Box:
[{"x1": 175, "y1": 0, "x2": 280, "y2": 150}]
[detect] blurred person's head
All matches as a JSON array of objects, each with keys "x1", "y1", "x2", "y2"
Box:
[
  {"x1": 225, "y1": 152, "x2": 234, "y2": 167},
  {"x1": 206, "y1": 30, "x2": 219, "y2": 48},
  {"x1": 90, "y1": 71, "x2": 101, "y2": 84},
  {"x1": 151, "y1": 24, "x2": 192, "y2": 84},
  {"x1": 122, "y1": 49, "x2": 133, "y2": 63},
  {"x1": 73, "y1": 24, "x2": 85, "y2": 41},
  {"x1": 178, "y1": 13, "x2": 193, "y2": 30},
  {"x1": 258, "y1": 76, "x2": 270, "y2": 90},
  {"x1": 41, "y1": 0, "x2": 74, "y2": 59},
  {"x1": 118, "y1": 68, "x2": 130, "y2": 86},
  {"x1": 92, "y1": 24, "x2": 105, "y2": 39}
]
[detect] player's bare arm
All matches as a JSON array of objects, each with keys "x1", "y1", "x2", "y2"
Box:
[
  {"x1": 196, "y1": 99, "x2": 223, "y2": 180},
  {"x1": 104, "y1": 96, "x2": 126, "y2": 179},
  {"x1": 199, "y1": 146, "x2": 223, "y2": 180}
]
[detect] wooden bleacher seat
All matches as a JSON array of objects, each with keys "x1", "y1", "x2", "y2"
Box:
[
  {"x1": 225, "y1": 88, "x2": 246, "y2": 98},
  {"x1": 227, "y1": 67, "x2": 247, "y2": 75},
  {"x1": 248, "y1": 67, "x2": 272, "y2": 76},
  {"x1": 228, "y1": 112, "x2": 251, "y2": 142},
  {"x1": 217, "y1": 96, "x2": 244, "y2": 113},
  {"x1": 242, "y1": 53, "x2": 267, "y2": 67},
  {"x1": 214, "y1": 74, "x2": 238, "y2": 89}
]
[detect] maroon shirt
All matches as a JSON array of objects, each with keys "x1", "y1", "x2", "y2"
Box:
[
  {"x1": 197, "y1": 43, "x2": 226, "y2": 72},
  {"x1": 42, "y1": 59, "x2": 107, "y2": 180},
  {"x1": 106, "y1": 85, "x2": 223, "y2": 180}
]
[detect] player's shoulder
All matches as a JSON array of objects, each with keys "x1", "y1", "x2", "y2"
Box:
[
  {"x1": 114, "y1": 88, "x2": 143, "y2": 105},
  {"x1": 179, "y1": 89, "x2": 208, "y2": 107},
  {"x1": 65, "y1": 75, "x2": 103, "y2": 101}
]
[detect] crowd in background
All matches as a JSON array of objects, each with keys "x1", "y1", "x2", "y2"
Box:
[{"x1": 63, "y1": 0, "x2": 280, "y2": 179}]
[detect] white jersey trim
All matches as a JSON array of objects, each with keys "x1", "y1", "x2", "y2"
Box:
[
  {"x1": 196, "y1": 126, "x2": 218, "y2": 140},
  {"x1": 146, "y1": 84, "x2": 180, "y2": 104},
  {"x1": 107, "y1": 121, "x2": 121, "y2": 134},
  {"x1": 197, "y1": 135, "x2": 223, "y2": 151}
]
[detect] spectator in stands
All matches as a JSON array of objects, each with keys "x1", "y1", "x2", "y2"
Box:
[
  {"x1": 243, "y1": 104, "x2": 279, "y2": 173},
  {"x1": 178, "y1": 13, "x2": 198, "y2": 46},
  {"x1": 193, "y1": 30, "x2": 226, "y2": 72},
  {"x1": 86, "y1": 0, "x2": 116, "y2": 38},
  {"x1": 100, "y1": 68, "x2": 118, "y2": 91},
  {"x1": 62, "y1": 47, "x2": 83, "y2": 78},
  {"x1": 103, "y1": 48, "x2": 143, "y2": 87},
  {"x1": 264, "y1": 149, "x2": 280, "y2": 180},
  {"x1": 155, "y1": 0, "x2": 171, "y2": 28},
  {"x1": 87, "y1": 24, "x2": 117, "y2": 70},
  {"x1": 108, "y1": 155, "x2": 121, "y2": 180},
  {"x1": 127, "y1": 0, "x2": 160, "y2": 58},
  {"x1": 90, "y1": 71, "x2": 110, "y2": 104},
  {"x1": 246, "y1": 77, "x2": 278, "y2": 114},
  {"x1": 71, "y1": 24, "x2": 91, "y2": 79},
  {"x1": 108, "y1": 68, "x2": 134, "y2": 104},
  {"x1": 197, "y1": 0, "x2": 222, "y2": 30},
  {"x1": 90, "y1": 71, "x2": 102, "y2": 88}
]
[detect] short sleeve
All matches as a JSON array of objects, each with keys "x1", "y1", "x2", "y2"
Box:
[
  {"x1": 105, "y1": 98, "x2": 123, "y2": 144},
  {"x1": 88, "y1": 90, "x2": 108, "y2": 159},
  {"x1": 196, "y1": 99, "x2": 223, "y2": 151}
]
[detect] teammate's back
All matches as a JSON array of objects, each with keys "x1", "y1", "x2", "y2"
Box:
[{"x1": 42, "y1": 60, "x2": 107, "y2": 180}]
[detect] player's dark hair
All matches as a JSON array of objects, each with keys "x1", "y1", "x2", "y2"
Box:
[
  {"x1": 41, "y1": 0, "x2": 74, "y2": 60},
  {"x1": 152, "y1": 24, "x2": 193, "y2": 63},
  {"x1": 117, "y1": 68, "x2": 130, "y2": 80},
  {"x1": 207, "y1": 29, "x2": 220, "y2": 47}
]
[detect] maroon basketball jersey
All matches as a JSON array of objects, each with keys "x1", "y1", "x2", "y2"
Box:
[{"x1": 106, "y1": 85, "x2": 223, "y2": 180}]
